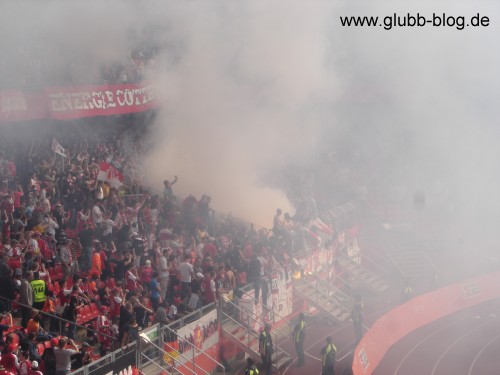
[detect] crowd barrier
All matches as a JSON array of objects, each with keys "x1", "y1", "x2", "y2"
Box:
[
  {"x1": 352, "y1": 271, "x2": 500, "y2": 374},
  {"x1": 69, "y1": 203, "x2": 360, "y2": 375},
  {"x1": 71, "y1": 342, "x2": 137, "y2": 375}
]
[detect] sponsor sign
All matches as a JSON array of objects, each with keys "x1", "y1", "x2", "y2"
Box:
[
  {"x1": 0, "y1": 90, "x2": 48, "y2": 122},
  {"x1": 0, "y1": 83, "x2": 161, "y2": 123},
  {"x1": 163, "y1": 309, "x2": 220, "y2": 374},
  {"x1": 46, "y1": 83, "x2": 161, "y2": 120}
]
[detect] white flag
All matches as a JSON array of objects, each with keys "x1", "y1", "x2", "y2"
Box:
[
  {"x1": 97, "y1": 162, "x2": 124, "y2": 189},
  {"x1": 52, "y1": 138, "x2": 66, "y2": 157}
]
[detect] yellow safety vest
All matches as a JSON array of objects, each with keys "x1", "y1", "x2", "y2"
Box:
[
  {"x1": 259, "y1": 331, "x2": 267, "y2": 355},
  {"x1": 294, "y1": 320, "x2": 306, "y2": 342},
  {"x1": 31, "y1": 279, "x2": 46, "y2": 303},
  {"x1": 322, "y1": 343, "x2": 336, "y2": 366},
  {"x1": 246, "y1": 366, "x2": 259, "y2": 375}
]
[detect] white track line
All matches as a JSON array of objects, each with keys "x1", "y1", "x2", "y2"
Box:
[
  {"x1": 468, "y1": 333, "x2": 500, "y2": 375},
  {"x1": 430, "y1": 318, "x2": 496, "y2": 374},
  {"x1": 394, "y1": 314, "x2": 473, "y2": 374}
]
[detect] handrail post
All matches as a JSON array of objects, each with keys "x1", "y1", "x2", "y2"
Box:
[
  {"x1": 159, "y1": 324, "x2": 164, "y2": 366},
  {"x1": 137, "y1": 338, "x2": 142, "y2": 371},
  {"x1": 316, "y1": 279, "x2": 319, "y2": 304},
  {"x1": 192, "y1": 345, "x2": 196, "y2": 374}
]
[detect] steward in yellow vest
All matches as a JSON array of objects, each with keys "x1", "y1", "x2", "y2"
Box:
[
  {"x1": 321, "y1": 336, "x2": 336, "y2": 375},
  {"x1": 293, "y1": 312, "x2": 306, "y2": 366},
  {"x1": 244, "y1": 357, "x2": 259, "y2": 375},
  {"x1": 30, "y1": 272, "x2": 47, "y2": 310}
]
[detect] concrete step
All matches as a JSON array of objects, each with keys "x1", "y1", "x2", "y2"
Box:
[
  {"x1": 337, "y1": 255, "x2": 390, "y2": 293},
  {"x1": 221, "y1": 314, "x2": 292, "y2": 372},
  {"x1": 294, "y1": 279, "x2": 352, "y2": 323}
]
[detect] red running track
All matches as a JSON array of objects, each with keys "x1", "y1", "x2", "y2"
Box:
[
  {"x1": 373, "y1": 297, "x2": 500, "y2": 375},
  {"x1": 279, "y1": 290, "x2": 405, "y2": 375},
  {"x1": 276, "y1": 296, "x2": 500, "y2": 375}
]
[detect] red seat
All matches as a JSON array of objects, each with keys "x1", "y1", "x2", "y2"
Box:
[
  {"x1": 84, "y1": 305, "x2": 93, "y2": 322},
  {"x1": 90, "y1": 303, "x2": 99, "y2": 319},
  {"x1": 88, "y1": 351, "x2": 100, "y2": 361},
  {"x1": 76, "y1": 306, "x2": 86, "y2": 325}
]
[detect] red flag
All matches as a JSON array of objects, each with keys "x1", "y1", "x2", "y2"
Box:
[{"x1": 97, "y1": 162, "x2": 124, "y2": 189}]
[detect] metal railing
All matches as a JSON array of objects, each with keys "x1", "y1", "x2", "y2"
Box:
[
  {"x1": 0, "y1": 295, "x2": 117, "y2": 343},
  {"x1": 240, "y1": 282, "x2": 294, "y2": 327},
  {"x1": 140, "y1": 332, "x2": 210, "y2": 375},
  {"x1": 139, "y1": 348, "x2": 172, "y2": 375},
  {"x1": 136, "y1": 303, "x2": 222, "y2": 375},
  {"x1": 220, "y1": 296, "x2": 290, "y2": 342},
  {"x1": 161, "y1": 324, "x2": 225, "y2": 375},
  {"x1": 220, "y1": 310, "x2": 259, "y2": 350},
  {"x1": 219, "y1": 299, "x2": 291, "y2": 370},
  {"x1": 294, "y1": 275, "x2": 354, "y2": 316},
  {"x1": 354, "y1": 246, "x2": 395, "y2": 281},
  {"x1": 331, "y1": 271, "x2": 357, "y2": 294},
  {"x1": 315, "y1": 277, "x2": 353, "y2": 308},
  {"x1": 70, "y1": 342, "x2": 136, "y2": 375}
]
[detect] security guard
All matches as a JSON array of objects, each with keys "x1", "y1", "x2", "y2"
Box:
[
  {"x1": 244, "y1": 357, "x2": 259, "y2": 375},
  {"x1": 30, "y1": 271, "x2": 47, "y2": 310},
  {"x1": 402, "y1": 279, "x2": 413, "y2": 302},
  {"x1": 293, "y1": 312, "x2": 306, "y2": 366},
  {"x1": 321, "y1": 336, "x2": 336, "y2": 375},
  {"x1": 351, "y1": 295, "x2": 364, "y2": 345},
  {"x1": 259, "y1": 323, "x2": 273, "y2": 375}
]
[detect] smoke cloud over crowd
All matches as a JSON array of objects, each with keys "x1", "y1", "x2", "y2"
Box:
[{"x1": 2, "y1": 1, "x2": 500, "y2": 247}]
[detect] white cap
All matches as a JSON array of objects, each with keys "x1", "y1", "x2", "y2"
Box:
[
  {"x1": 196, "y1": 272, "x2": 204, "y2": 278},
  {"x1": 32, "y1": 361, "x2": 39, "y2": 368}
]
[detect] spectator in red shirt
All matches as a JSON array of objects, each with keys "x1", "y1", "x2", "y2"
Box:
[
  {"x1": 203, "y1": 271, "x2": 216, "y2": 305},
  {"x1": 13, "y1": 185, "x2": 23, "y2": 210},
  {"x1": 0, "y1": 344, "x2": 19, "y2": 373},
  {"x1": 202, "y1": 237, "x2": 218, "y2": 259},
  {"x1": 141, "y1": 260, "x2": 153, "y2": 285},
  {"x1": 96, "y1": 306, "x2": 111, "y2": 356}
]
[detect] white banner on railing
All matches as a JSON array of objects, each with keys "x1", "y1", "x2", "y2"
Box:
[{"x1": 174, "y1": 309, "x2": 219, "y2": 365}]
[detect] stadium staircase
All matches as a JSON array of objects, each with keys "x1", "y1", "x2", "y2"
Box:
[
  {"x1": 293, "y1": 277, "x2": 353, "y2": 324},
  {"x1": 139, "y1": 331, "x2": 215, "y2": 375},
  {"x1": 360, "y1": 212, "x2": 439, "y2": 285},
  {"x1": 335, "y1": 253, "x2": 391, "y2": 293},
  {"x1": 220, "y1": 298, "x2": 293, "y2": 373},
  {"x1": 378, "y1": 225, "x2": 438, "y2": 281}
]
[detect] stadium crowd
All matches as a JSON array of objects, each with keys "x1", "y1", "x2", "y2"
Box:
[{"x1": 0, "y1": 121, "x2": 305, "y2": 374}]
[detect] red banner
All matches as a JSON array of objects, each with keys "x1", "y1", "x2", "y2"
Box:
[
  {"x1": 0, "y1": 83, "x2": 161, "y2": 123},
  {"x1": 45, "y1": 83, "x2": 161, "y2": 120},
  {"x1": 0, "y1": 90, "x2": 48, "y2": 122}
]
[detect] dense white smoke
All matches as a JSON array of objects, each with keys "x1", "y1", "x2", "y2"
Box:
[
  {"x1": 141, "y1": 2, "x2": 340, "y2": 226},
  {"x1": 2, "y1": 1, "x2": 500, "y2": 242}
]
